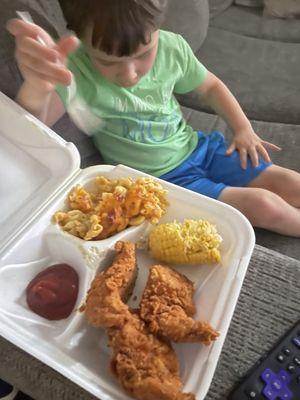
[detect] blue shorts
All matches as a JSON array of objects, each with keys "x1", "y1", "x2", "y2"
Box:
[{"x1": 160, "y1": 131, "x2": 272, "y2": 199}]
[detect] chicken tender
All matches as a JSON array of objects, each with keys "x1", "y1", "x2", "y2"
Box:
[
  {"x1": 108, "y1": 311, "x2": 195, "y2": 400},
  {"x1": 85, "y1": 241, "x2": 137, "y2": 328},
  {"x1": 140, "y1": 265, "x2": 219, "y2": 344}
]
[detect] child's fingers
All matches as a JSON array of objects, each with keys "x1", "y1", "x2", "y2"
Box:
[
  {"x1": 6, "y1": 18, "x2": 54, "y2": 47},
  {"x1": 23, "y1": 64, "x2": 72, "y2": 89},
  {"x1": 261, "y1": 140, "x2": 282, "y2": 151},
  {"x1": 226, "y1": 143, "x2": 236, "y2": 155},
  {"x1": 239, "y1": 148, "x2": 248, "y2": 170},
  {"x1": 258, "y1": 144, "x2": 271, "y2": 163},
  {"x1": 17, "y1": 50, "x2": 72, "y2": 85},
  {"x1": 248, "y1": 147, "x2": 259, "y2": 168},
  {"x1": 17, "y1": 36, "x2": 58, "y2": 63},
  {"x1": 20, "y1": 64, "x2": 58, "y2": 91},
  {"x1": 55, "y1": 36, "x2": 80, "y2": 60}
]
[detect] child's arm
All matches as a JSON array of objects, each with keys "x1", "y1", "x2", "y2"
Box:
[
  {"x1": 6, "y1": 19, "x2": 79, "y2": 126},
  {"x1": 194, "y1": 71, "x2": 281, "y2": 169}
]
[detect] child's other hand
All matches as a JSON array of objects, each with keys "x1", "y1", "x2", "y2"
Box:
[
  {"x1": 226, "y1": 126, "x2": 281, "y2": 169},
  {"x1": 6, "y1": 18, "x2": 79, "y2": 93}
]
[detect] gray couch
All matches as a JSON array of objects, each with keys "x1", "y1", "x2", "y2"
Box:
[{"x1": 0, "y1": 1, "x2": 300, "y2": 399}]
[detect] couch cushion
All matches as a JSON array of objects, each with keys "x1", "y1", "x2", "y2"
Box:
[
  {"x1": 162, "y1": 0, "x2": 209, "y2": 52},
  {"x1": 235, "y1": 0, "x2": 263, "y2": 7},
  {"x1": 209, "y1": 0, "x2": 234, "y2": 19},
  {"x1": 210, "y1": 4, "x2": 300, "y2": 42},
  {"x1": 180, "y1": 106, "x2": 300, "y2": 260},
  {"x1": 177, "y1": 27, "x2": 300, "y2": 124},
  {"x1": 0, "y1": 60, "x2": 23, "y2": 99}
]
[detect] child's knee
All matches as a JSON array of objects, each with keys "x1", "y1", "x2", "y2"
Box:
[{"x1": 247, "y1": 189, "x2": 285, "y2": 226}]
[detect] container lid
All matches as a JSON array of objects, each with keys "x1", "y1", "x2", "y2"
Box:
[{"x1": 0, "y1": 92, "x2": 81, "y2": 257}]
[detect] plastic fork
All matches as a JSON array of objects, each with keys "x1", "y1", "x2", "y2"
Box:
[{"x1": 16, "y1": 11, "x2": 102, "y2": 135}]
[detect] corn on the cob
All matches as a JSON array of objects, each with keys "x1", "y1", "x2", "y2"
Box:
[{"x1": 148, "y1": 219, "x2": 222, "y2": 265}]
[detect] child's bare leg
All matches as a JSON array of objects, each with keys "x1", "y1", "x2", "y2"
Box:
[
  {"x1": 219, "y1": 186, "x2": 300, "y2": 236},
  {"x1": 247, "y1": 165, "x2": 300, "y2": 208}
]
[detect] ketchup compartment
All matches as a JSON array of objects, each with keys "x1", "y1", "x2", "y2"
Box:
[{"x1": 26, "y1": 264, "x2": 79, "y2": 320}]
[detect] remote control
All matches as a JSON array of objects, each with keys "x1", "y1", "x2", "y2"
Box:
[{"x1": 229, "y1": 319, "x2": 300, "y2": 399}]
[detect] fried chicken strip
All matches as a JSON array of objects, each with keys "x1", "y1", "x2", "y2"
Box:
[
  {"x1": 85, "y1": 241, "x2": 137, "y2": 328},
  {"x1": 108, "y1": 311, "x2": 195, "y2": 400},
  {"x1": 140, "y1": 265, "x2": 219, "y2": 344}
]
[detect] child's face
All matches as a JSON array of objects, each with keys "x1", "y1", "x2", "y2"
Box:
[{"x1": 86, "y1": 31, "x2": 159, "y2": 88}]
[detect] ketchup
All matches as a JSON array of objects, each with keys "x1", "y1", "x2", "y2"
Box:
[{"x1": 26, "y1": 264, "x2": 79, "y2": 320}]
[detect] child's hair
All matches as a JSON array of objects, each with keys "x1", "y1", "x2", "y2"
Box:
[{"x1": 59, "y1": 0, "x2": 168, "y2": 56}]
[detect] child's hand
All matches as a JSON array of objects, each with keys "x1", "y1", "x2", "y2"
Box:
[
  {"x1": 226, "y1": 126, "x2": 281, "y2": 169},
  {"x1": 6, "y1": 18, "x2": 79, "y2": 93}
]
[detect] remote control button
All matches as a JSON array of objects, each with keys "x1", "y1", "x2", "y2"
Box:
[
  {"x1": 244, "y1": 389, "x2": 258, "y2": 398},
  {"x1": 271, "y1": 378, "x2": 282, "y2": 390},
  {"x1": 261, "y1": 369, "x2": 293, "y2": 400},
  {"x1": 263, "y1": 386, "x2": 277, "y2": 400},
  {"x1": 282, "y1": 347, "x2": 291, "y2": 356},
  {"x1": 261, "y1": 368, "x2": 274, "y2": 382},
  {"x1": 278, "y1": 370, "x2": 291, "y2": 383},
  {"x1": 277, "y1": 354, "x2": 285, "y2": 362},
  {"x1": 279, "y1": 392, "x2": 293, "y2": 400},
  {"x1": 263, "y1": 385, "x2": 293, "y2": 400},
  {"x1": 294, "y1": 356, "x2": 300, "y2": 366},
  {"x1": 292, "y1": 336, "x2": 300, "y2": 348},
  {"x1": 286, "y1": 364, "x2": 296, "y2": 373}
]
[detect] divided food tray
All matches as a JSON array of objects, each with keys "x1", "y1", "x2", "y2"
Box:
[{"x1": 0, "y1": 92, "x2": 255, "y2": 400}]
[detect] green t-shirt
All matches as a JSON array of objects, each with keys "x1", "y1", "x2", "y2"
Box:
[{"x1": 56, "y1": 30, "x2": 208, "y2": 176}]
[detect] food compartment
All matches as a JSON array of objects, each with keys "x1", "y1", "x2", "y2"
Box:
[
  {"x1": 0, "y1": 257, "x2": 62, "y2": 337},
  {"x1": 44, "y1": 220, "x2": 149, "y2": 271},
  {"x1": 0, "y1": 240, "x2": 92, "y2": 343},
  {"x1": 50, "y1": 164, "x2": 168, "y2": 243}
]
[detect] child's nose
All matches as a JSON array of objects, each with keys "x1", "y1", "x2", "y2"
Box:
[{"x1": 120, "y1": 62, "x2": 138, "y2": 81}]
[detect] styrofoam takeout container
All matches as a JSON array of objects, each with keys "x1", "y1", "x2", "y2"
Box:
[{"x1": 0, "y1": 91, "x2": 255, "y2": 400}]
